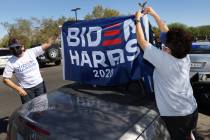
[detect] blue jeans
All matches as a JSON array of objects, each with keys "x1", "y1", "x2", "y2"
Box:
[{"x1": 21, "y1": 81, "x2": 46, "y2": 104}]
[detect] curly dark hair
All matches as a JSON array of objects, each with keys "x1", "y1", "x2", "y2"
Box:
[{"x1": 166, "y1": 27, "x2": 193, "y2": 59}]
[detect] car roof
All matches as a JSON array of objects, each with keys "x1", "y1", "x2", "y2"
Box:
[
  {"x1": 190, "y1": 41, "x2": 210, "y2": 54},
  {"x1": 0, "y1": 48, "x2": 9, "y2": 50},
  {"x1": 192, "y1": 41, "x2": 210, "y2": 45}
]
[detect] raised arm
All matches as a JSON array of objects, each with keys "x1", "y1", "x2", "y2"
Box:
[
  {"x1": 135, "y1": 11, "x2": 150, "y2": 50},
  {"x1": 143, "y1": 7, "x2": 169, "y2": 32},
  {"x1": 41, "y1": 37, "x2": 53, "y2": 50}
]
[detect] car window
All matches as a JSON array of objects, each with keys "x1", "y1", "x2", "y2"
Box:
[
  {"x1": 190, "y1": 42, "x2": 210, "y2": 54},
  {"x1": 0, "y1": 49, "x2": 12, "y2": 56}
]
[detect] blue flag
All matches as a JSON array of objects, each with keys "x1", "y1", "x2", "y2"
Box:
[{"x1": 61, "y1": 15, "x2": 154, "y2": 93}]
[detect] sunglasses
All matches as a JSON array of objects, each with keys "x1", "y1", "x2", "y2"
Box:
[{"x1": 11, "y1": 45, "x2": 22, "y2": 49}]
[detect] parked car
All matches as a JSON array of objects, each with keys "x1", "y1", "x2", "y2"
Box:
[
  {"x1": 0, "y1": 48, "x2": 12, "y2": 69},
  {"x1": 8, "y1": 81, "x2": 170, "y2": 140},
  {"x1": 191, "y1": 74, "x2": 210, "y2": 113},
  {"x1": 189, "y1": 41, "x2": 210, "y2": 81},
  {"x1": 189, "y1": 41, "x2": 210, "y2": 113},
  {"x1": 32, "y1": 44, "x2": 62, "y2": 66}
]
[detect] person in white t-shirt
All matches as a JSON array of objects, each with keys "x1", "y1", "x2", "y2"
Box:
[
  {"x1": 3, "y1": 38, "x2": 52, "y2": 104},
  {"x1": 135, "y1": 7, "x2": 198, "y2": 140}
]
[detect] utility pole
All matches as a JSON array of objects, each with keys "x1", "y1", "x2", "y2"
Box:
[{"x1": 71, "y1": 8, "x2": 81, "y2": 21}]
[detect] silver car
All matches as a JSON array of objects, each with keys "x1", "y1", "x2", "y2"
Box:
[
  {"x1": 189, "y1": 41, "x2": 210, "y2": 81},
  {"x1": 8, "y1": 82, "x2": 170, "y2": 140},
  {"x1": 189, "y1": 41, "x2": 210, "y2": 113}
]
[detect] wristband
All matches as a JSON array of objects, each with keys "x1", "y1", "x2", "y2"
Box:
[{"x1": 135, "y1": 19, "x2": 141, "y2": 25}]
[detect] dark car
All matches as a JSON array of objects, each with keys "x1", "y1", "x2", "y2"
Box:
[
  {"x1": 8, "y1": 81, "x2": 170, "y2": 140},
  {"x1": 33, "y1": 44, "x2": 61, "y2": 66}
]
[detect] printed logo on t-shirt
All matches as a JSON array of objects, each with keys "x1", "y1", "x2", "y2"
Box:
[{"x1": 17, "y1": 60, "x2": 37, "y2": 72}]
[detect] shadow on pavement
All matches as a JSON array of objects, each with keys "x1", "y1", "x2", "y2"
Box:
[
  {"x1": 0, "y1": 116, "x2": 9, "y2": 134},
  {"x1": 194, "y1": 134, "x2": 205, "y2": 140},
  {"x1": 198, "y1": 107, "x2": 210, "y2": 116},
  {"x1": 195, "y1": 129, "x2": 210, "y2": 140},
  {"x1": 39, "y1": 63, "x2": 60, "y2": 69}
]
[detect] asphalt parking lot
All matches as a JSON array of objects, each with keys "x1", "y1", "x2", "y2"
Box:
[{"x1": 0, "y1": 65, "x2": 210, "y2": 140}]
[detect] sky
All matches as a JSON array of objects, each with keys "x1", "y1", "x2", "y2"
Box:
[{"x1": 0, "y1": 0, "x2": 210, "y2": 39}]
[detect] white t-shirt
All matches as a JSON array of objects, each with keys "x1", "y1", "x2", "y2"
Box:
[
  {"x1": 143, "y1": 44, "x2": 197, "y2": 116},
  {"x1": 3, "y1": 46, "x2": 44, "y2": 89}
]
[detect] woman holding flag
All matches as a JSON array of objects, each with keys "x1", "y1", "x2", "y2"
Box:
[{"x1": 135, "y1": 7, "x2": 198, "y2": 140}]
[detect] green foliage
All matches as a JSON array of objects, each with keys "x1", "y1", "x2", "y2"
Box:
[
  {"x1": 152, "y1": 26, "x2": 160, "y2": 38},
  {"x1": 196, "y1": 25, "x2": 210, "y2": 37},
  {"x1": 152, "y1": 22, "x2": 210, "y2": 41},
  {"x1": 0, "y1": 5, "x2": 120, "y2": 48},
  {"x1": 0, "y1": 16, "x2": 74, "y2": 48},
  {"x1": 103, "y1": 8, "x2": 120, "y2": 18},
  {"x1": 168, "y1": 22, "x2": 188, "y2": 30},
  {"x1": 85, "y1": 5, "x2": 120, "y2": 20},
  {"x1": 0, "y1": 36, "x2": 10, "y2": 48}
]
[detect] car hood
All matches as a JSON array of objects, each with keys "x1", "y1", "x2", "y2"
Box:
[{"x1": 16, "y1": 84, "x2": 158, "y2": 140}]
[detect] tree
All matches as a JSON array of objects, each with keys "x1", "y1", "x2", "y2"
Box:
[
  {"x1": 188, "y1": 27, "x2": 199, "y2": 37},
  {"x1": 168, "y1": 22, "x2": 188, "y2": 30},
  {"x1": 152, "y1": 26, "x2": 160, "y2": 38},
  {"x1": 33, "y1": 17, "x2": 74, "y2": 44},
  {"x1": 0, "y1": 16, "x2": 74, "y2": 48},
  {"x1": 1, "y1": 19, "x2": 32, "y2": 48},
  {"x1": 0, "y1": 36, "x2": 10, "y2": 48},
  {"x1": 85, "y1": 5, "x2": 120, "y2": 20},
  {"x1": 197, "y1": 25, "x2": 210, "y2": 37}
]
